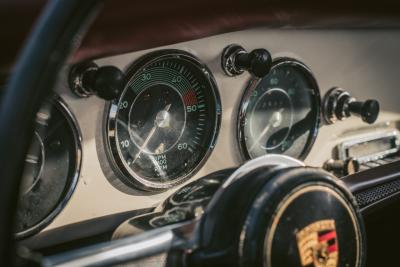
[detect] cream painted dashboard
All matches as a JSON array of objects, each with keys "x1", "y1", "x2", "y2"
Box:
[{"x1": 41, "y1": 28, "x2": 400, "y2": 235}]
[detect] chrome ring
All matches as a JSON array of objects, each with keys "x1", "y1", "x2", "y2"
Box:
[{"x1": 15, "y1": 96, "x2": 82, "y2": 239}]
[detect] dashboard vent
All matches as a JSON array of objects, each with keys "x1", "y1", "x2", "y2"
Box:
[{"x1": 355, "y1": 178, "x2": 400, "y2": 209}]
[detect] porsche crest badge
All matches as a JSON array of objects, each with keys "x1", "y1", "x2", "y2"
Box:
[{"x1": 296, "y1": 219, "x2": 339, "y2": 267}]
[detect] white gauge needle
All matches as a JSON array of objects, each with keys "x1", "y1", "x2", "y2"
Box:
[
  {"x1": 132, "y1": 104, "x2": 171, "y2": 163},
  {"x1": 25, "y1": 154, "x2": 39, "y2": 164},
  {"x1": 249, "y1": 108, "x2": 284, "y2": 152}
]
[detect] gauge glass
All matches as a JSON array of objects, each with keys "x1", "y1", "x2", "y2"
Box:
[
  {"x1": 238, "y1": 58, "x2": 320, "y2": 160},
  {"x1": 16, "y1": 98, "x2": 81, "y2": 238},
  {"x1": 108, "y1": 50, "x2": 221, "y2": 191}
]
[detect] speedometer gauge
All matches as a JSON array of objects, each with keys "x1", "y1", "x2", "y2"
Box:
[
  {"x1": 107, "y1": 50, "x2": 221, "y2": 191},
  {"x1": 238, "y1": 58, "x2": 320, "y2": 160}
]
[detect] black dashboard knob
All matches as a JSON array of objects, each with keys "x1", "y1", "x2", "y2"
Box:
[
  {"x1": 322, "y1": 87, "x2": 380, "y2": 125},
  {"x1": 69, "y1": 62, "x2": 125, "y2": 100},
  {"x1": 91, "y1": 66, "x2": 125, "y2": 100},
  {"x1": 235, "y1": 48, "x2": 272, "y2": 78},
  {"x1": 221, "y1": 44, "x2": 272, "y2": 78},
  {"x1": 348, "y1": 99, "x2": 380, "y2": 124}
]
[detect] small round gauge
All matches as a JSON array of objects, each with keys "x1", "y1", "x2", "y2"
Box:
[
  {"x1": 15, "y1": 97, "x2": 81, "y2": 239},
  {"x1": 107, "y1": 50, "x2": 221, "y2": 191},
  {"x1": 238, "y1": 58, "x2": 320, "y2": 160}
]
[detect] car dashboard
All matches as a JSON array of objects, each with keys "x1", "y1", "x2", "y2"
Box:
[{"x1": 15, "y1": 28, "x2": 400, "y2": 251}]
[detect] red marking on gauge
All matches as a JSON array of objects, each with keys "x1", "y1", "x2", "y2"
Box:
[{"x1": 183, "y1": 90, "x2": 198, "y2": 105}]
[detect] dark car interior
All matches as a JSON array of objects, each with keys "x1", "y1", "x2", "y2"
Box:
[{"x1": 2, "y1": 0, "x2": 400, "y2": 266}]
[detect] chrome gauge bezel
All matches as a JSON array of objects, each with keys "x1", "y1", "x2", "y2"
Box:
[
  {"x1": 237, "y1": 58, "x2": 321, "y2": 161},
  {"x1": 15, "y1": 96, "x2": 82, "y2": 239},
  {"x1": 106, "y1": 50, "x2": 222, "y2": 192}
]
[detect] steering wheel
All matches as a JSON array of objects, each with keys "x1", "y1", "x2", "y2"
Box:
[{"x1": 1, "y1": 1, "x2": 398, "y2": 266}]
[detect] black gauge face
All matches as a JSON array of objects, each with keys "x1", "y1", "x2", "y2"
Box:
[
  {"x1": 16, "y1": 98, "x2": 81, "y2": 239},
  {"x1": 238, "y1": 58, "x2": 320, "y2": 160},
  {"x1": 108, "y1": 50, "x2": 221, "y2": 191}
]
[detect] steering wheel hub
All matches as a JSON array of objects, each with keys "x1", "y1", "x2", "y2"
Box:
[
  {"x1": 255, "y1": 183, "x2": 362, "y2": 267},
  {"x1": 195, "y1": 163, "x2": 365, "y2": 267}
]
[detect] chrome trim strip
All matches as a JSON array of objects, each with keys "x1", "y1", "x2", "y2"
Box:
[
  {"x1": 45, "y1": 231, "x2": 173, "y2": 267},
  {"x1": 43, "y1": 220, "x2": 197, "y2": 267}
]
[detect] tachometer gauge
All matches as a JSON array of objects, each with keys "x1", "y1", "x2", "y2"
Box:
[
  {"x1": 238, "y1": 58, "x2": 320, "y2": 160},
  {"x1": 107, "y1": 50, "x2": 221, "y2": 191}
]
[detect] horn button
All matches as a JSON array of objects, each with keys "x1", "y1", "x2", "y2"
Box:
[{"x1": 197, "y1": 165, "x2": 365, "y2": 267}]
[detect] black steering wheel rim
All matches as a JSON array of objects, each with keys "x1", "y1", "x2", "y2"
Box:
[{"x1": 0, "y1": 1, "x2": 101, "y2": 265}]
